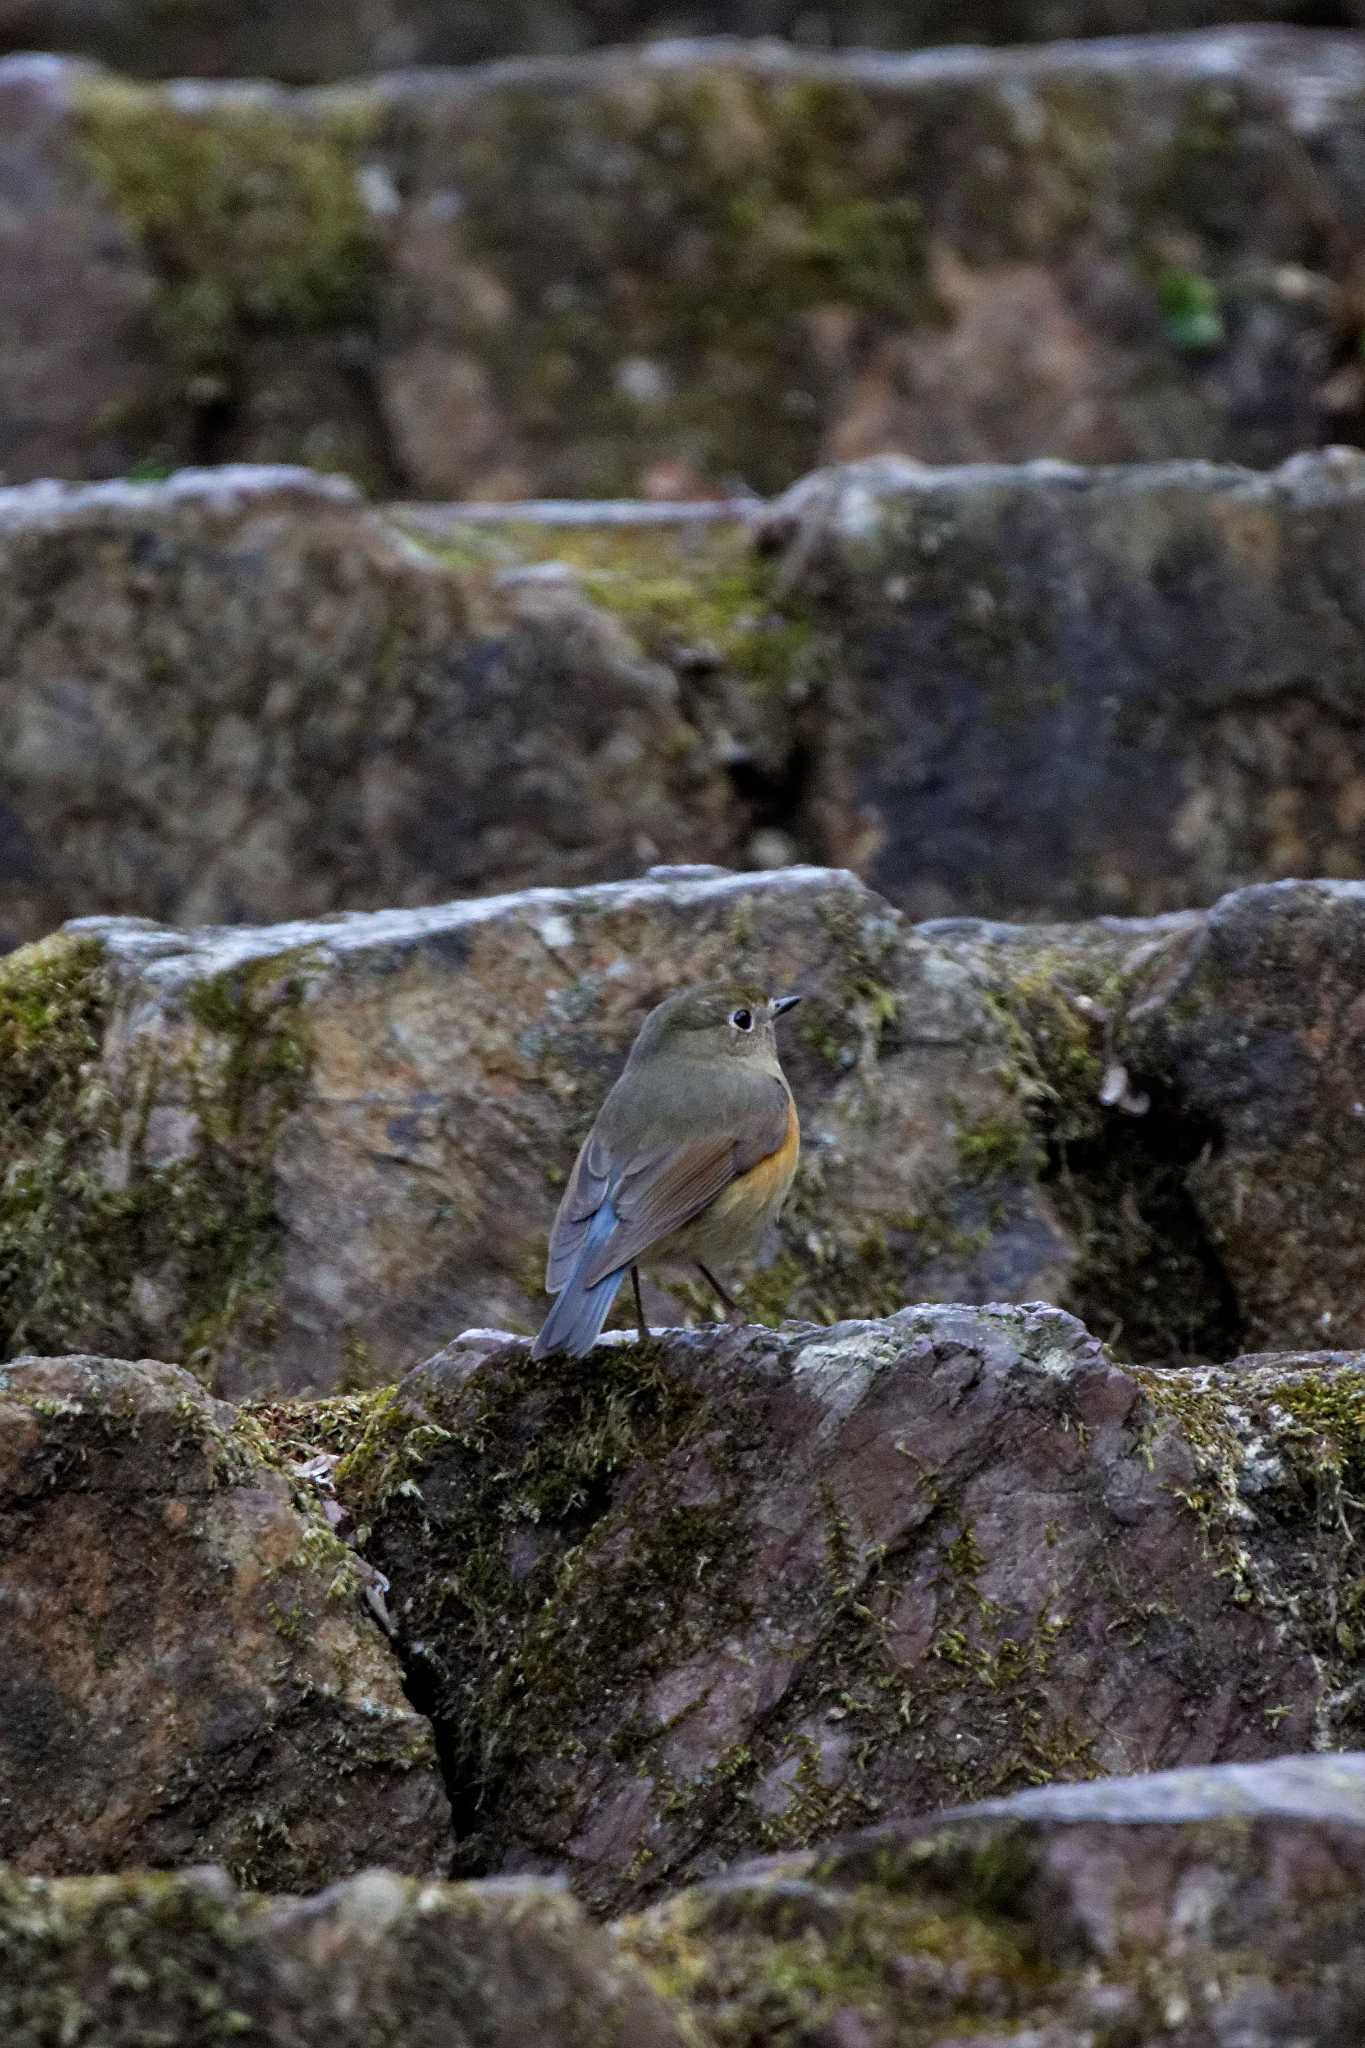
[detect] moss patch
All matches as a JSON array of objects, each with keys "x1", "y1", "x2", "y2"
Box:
[
  {"x1": 625, "y1": 1836, "x2": 1055, "y2": 2048},
  {"x1": 0, "y1": 934, "x2": 315, "y2": 1394},
  {"x1": 337, "y1": 1340, "x2": 753, "y2": 1889},
  {"x1": 444, "y1": 68, "x2": 935, "y2": 493},
  {"x1": 75, "y1": 79, "x2": 377, "y2": 386}
]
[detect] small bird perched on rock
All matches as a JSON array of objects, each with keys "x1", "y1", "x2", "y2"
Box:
[{"x1": 532, "y1": 982, "x2": 802, "y2": 1359}]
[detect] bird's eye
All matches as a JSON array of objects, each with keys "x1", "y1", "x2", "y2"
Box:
[{"x1": 731, "y1": 1007, "x2": 754, "y2": 1032}]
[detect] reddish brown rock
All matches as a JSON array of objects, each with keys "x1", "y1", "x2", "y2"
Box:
[
  {"x1": 0, "y1": 1352, "x2": 448, "y2": 1886},
  {"x1": 339, "y1": 1302, "x2": 1363, "y2": 1913}
]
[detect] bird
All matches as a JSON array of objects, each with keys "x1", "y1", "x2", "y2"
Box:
[{"x1": 531, "y1": 981, "x2": 802, "y2": 1359}]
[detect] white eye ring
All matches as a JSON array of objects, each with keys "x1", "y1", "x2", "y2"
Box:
[{"x1": 730, "y1": 1007, "x2": 754, "y2": 1032}]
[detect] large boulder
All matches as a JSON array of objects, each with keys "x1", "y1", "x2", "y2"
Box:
[
  {"x1": 6, "y1": 866, "x2": 1365, "y2": 1395},
  {"x1": 0, "y1": 1352, "x2": 448, "y2": 1885},
  {"x1": 6, "y1": 33, "x2": 1365, "y2": 491},
  {"x1": 7, "y1": 455, "x2": 1365, "y2": 944},
  {"x1": 938, "y1": 876, "x2": 1365, "y2": 1358},
  {"x1": 0, "y1": 468, "x2": 745, "y2": 949},
  {"x1": 626, "y1": 1753, "x2": 1365, "y2": 2045},
  {"x1": 0, "y1": 864, "x2": 1067, "y2": 1395},
  {"x1": 336, "y1": 1302, "x2": 1365, "y2": 1912},
  {"x1": 0, "y1": 58, "x2": 160, "y2": 485},
  {"x1": 4, "y1": 1754, "x2": 1365, "y2": 2045}
]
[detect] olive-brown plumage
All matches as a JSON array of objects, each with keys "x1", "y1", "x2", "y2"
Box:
[{"x1": 532, "y1": 982, "x2": 801, "y2": 1358}]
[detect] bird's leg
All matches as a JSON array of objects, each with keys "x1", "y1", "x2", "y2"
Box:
[
  {"x1": 697, "y1": 1262, "x2": 745, "y2": 1328},
  {"x1": 631, "y1": 1264, "x2": 648, "y2": 1343}
]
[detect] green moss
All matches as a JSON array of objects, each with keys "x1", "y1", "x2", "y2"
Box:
[
  {"x1": 1157, "y1": 267, "x2": 1225, "y2": 353},
  {"x1": 447, "y1": 69, "x2": 936, "y2": 493},
  {"x1": 0, "y1": 1867, "x2": 265, "y2": 2046},
  {"x1": 625, "y1": 1852, "x2": 1054, "y2": 2048},
  {"x1": 75, "y1": 79, "x2": 377, "y2": 381},
  {"x1": 337, "y1": 1341, "x2": 753, "y2": 1891},
  {"x1": 0, "y1": 935, "x2": 316, "y2": 1394}
]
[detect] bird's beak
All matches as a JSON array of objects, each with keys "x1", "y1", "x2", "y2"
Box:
[{"x1": 771, "y1": 994, "x2": 802, "y2": 1017}]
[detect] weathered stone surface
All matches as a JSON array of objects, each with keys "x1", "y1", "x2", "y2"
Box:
[
  {"x1": 10, "y1": 454, "x2": 1365, "y2": 947},
  {"x1": 0, "y1": 58, "x2": 160, "y2": 485},
  {"x1": 6, "y1": 34, "x2": 1365, "y2": 491},
  {"x1": 935, "y1": 876, "x2": 1365, "y2": 1358},
  {"x1": 0, "y1": 1863, "x2": 686, "y2": 2048},
  {"x1": 7, "y1": 866, "x2": 1365, "y2": 1394},
  {"x1": 0, "y1": 468, "x2": 745, "y2": 949},
  {"x1": 0, "y1": 1352, "x2": 448, "y2": 1885},
  {"x1": 338, "y1": 1303, "x2": 1365, "y2": 1913},
  {"x1": 761, "y1": 447, "x2": 1365, "y2": 920},
  {"x1": 627, "y1": 1752, "x2": 1365, "y2": 2045},
  {"x1": 0, "y1": 865, "x2": 1067, "y2": 1395},
  {"x1": 7, "y1": 1755, "x2": 1365, "y2": 2044},
  {"x1": 2, "y1": 0, "x2": 1356, "y2": 82}
]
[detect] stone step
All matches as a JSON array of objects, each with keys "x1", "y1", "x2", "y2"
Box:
[{"x1": 6, "y1": 29, "x2": 1365, "y2": 492}]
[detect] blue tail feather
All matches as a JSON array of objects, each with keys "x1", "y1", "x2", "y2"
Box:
[{"x1": 531, "y1": 1198, "x2": 626, "y2": 1359}]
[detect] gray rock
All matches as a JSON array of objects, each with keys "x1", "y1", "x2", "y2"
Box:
[
  {"x1": 762, "y1": 447, "x2": 1365, "y2": 920},
  {"x1": 0, "y1": 1352, "x2": 448, "y2": 1887},
  {"x1": 627, "y1": 1751, "x2": 1365, "y2": 2045},
  {"x1": 0, "y1": 1862, "x2": 687, "y2": 2046},
  {"x1": 2, "y1": 0, "x2": 1358, "y2": 81},
  {"x1": 0, "y1": 865, "x2": 1066, "y2": 1394},
  {"x1": 0, "y1": 467, "x2": 743, "y2": 949},
  {"x1": 5, "y1": 34, "x2": 1365, "y2": 490}
]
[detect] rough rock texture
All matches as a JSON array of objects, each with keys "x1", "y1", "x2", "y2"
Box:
[
  {"x1": 7, "y1": 1757, "x2": 1365, "y2": 2046},
  {"x1": 0, "y1": 58, "x2": 159, "y2": 485},
  {"x1": 3, "y1": 0, "x2": 1359, "y2": 82},
  {"x1": 0, "y1": 469, "x2": 747, "y2": 948},
  {"x1": 761, "y1": 448, "x2": 1365, "y2": 920},
  {"x1": 936, "y1": 876, "x2": 1365, "y2": 1358},
  {"x1": 626, "y1": 1753, "x2": 1365, "y2": 2045},
  {"x1": 0, "y1": 1352, "x2": 448, "y2": 1885},
  {"x1": 0, "y1": 1863, "x2": 686, "y2": 2048},
  {"x1": 337, "y1": 1303, "x2": 1365, "y2": 1913},
  {"x1": 6, "y1": 866, "x2": 1365, "y2": 1393},
  {"x1": 9, "y1": 455, "x2": 1365, "y2": 943},
  {"x1": 0, "y1": 865, "x2": 1069, "y2": 1395},
  {"x1": 6, "y1": 33, "x2": 1365, "y2": 491}
]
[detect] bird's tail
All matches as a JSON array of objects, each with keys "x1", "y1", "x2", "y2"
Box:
[{"x1": 531, "y1": 1204, "x2": 626, "y2": 1360}]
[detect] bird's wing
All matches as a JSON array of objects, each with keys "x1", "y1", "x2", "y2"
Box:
[
  {"x1": 544, "y1": 1131, "x2": 616, "y2": 1291},
  {"x1": 578, "y1": 1081, "x2": 790, "y2": 1288}
]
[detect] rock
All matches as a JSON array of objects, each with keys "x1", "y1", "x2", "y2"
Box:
[
  {"x1": 1120, "y1": 878, "x2": 1365, "y2": 1355},
  {"x1": 10, "y1": 454, "x2": 1365, "y2": 946},
  {"x1": 0, "y1": 865, "x2": 1068, "y2": 1395},
  {"x1": 5, "y1": 1754, "x2": 1365, "y2": 2044},
  {"x1": 0, "y1": 1863, "x2": 686, "y2": 2047},
  {"x1": 626, "y1": 1752, "x2": 1365, "y2": 2045},
  {"x1": 760, "y1": 448, "x2": 1365, "y2": 921},
  {"x1": 0, "y1": 0, "x2": 1355, "y2": 83},
  {"x1": 6, "y1": 34, "x2": 1365, "y2": 490},
  {"x1": 8, "y1": 864, "x2": 1365, "y2": 1393},
  {"x1": 0, "y1": 58, "x2": 162, "y2": 485},
  {"x1": 0, "y1": 1351, "x2": 448, "y2": 1885},
  {"x1": 338, "y1": 1302, "x2": 1365, "y2": 1912},
  {"x1": 0, "y1": 468, "x2": 745, "y2": 948},
  {"x1": 935, "y1": 877, "x2": 1365, "y2": 1357}
]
